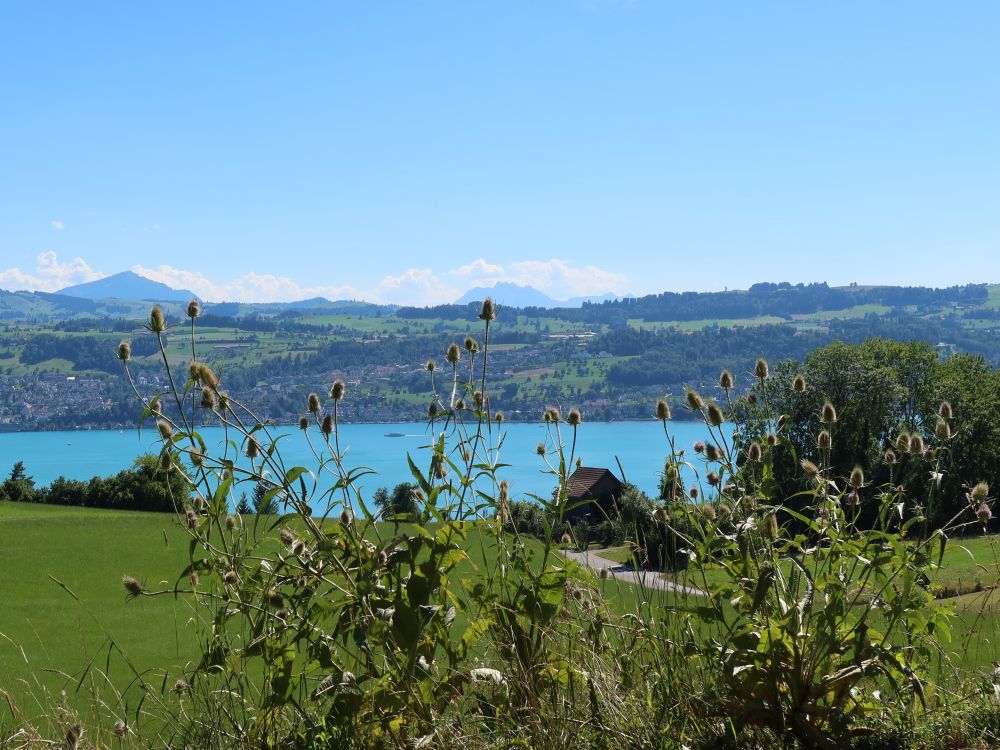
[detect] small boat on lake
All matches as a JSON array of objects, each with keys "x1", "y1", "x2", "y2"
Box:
[{"x1": 384, "y1": 432, "x2": 406, "y2": 437}]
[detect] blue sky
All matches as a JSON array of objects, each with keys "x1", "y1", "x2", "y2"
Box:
[{"x1": 1, "y1": 1, "x2": 998, "y2": 304}]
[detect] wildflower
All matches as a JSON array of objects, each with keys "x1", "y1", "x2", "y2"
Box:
[
  {"x1": 821, "y1": 401, "x2": 837, "y2": 424},
  {"x1": 764, "y1": 514, "x2": 779, "y2": 540},
  {"x1": 426, "y1": 359, "x2": 436, "y2": 372},
  {"x1": 689, "y1": 487, "x2": 699, "y2": 499},
  {"x1": 172, "y1": 679, "x2": 189, "y2": 694},
  {"x1": 938, "y1": 400, "x2": 953, "y2": 421},
  {"x1": 464, "y1": 336, "x2": 477, "y2": 352},
  {"x1": 977, "y1": 503, "x2": 992, "y2": 524},
  {"x1": 706, "y1": 471, "x2": 721, "y2": 486},
  {"x1": 200, "y1": 386, "x2": 216, "y2": 409},
  {"x1": 218, "y1": 392, "x2": 229, "y2": 410},
  {"x1": 113, "y1": 720, "x2": 128, "y2": 738},
  {"x1": 567, "y1": 408, "x2": 582, "y2": 426},
  {"x1": 817, "y1": 430, "x2": 832, "y2": 450},
  {"x1": 186, "y1": 299, "x2": 201, "y2": 319},
  {"x1": 321, "y1": 414, "x2": 334, "y2": 435},
  {"x1": 801, "y1": 459, "x2": 820, "y2": 477},
  {"x1": 747, "y1": 392, "x2": 758, "y2": 405},
  {"x1": 719, "y1": 369, "x2": 734, "y2": 390},
  {"x1": 909, "y1": 433, "x2": 924, "y2": 456},
  {"x1": 330, "y1": 380, "x2": 345, "y2": 401},
  {"x1": 291, "y1": 539, "x2": 305, "y2": 556},
  {"x1": 922, "y1": 447, "x2": 935, "y2": 461},
  {"x1": 279, "y1": 528, "x2": 295, "y2": 546},
  {"x1": 428, "y1": 401, "x2": 439, "y2": 418},
  {"x1": 474, "y1": 390, "x2": 484, "y2": 409},
  {"x1": 299, "y1": 416, "x2": 309, "y2": 430},
  {"x1": 340, "y1": 508, "x2": 354, "y2": 525},
  {"x1": 117, "y1": 340, "x2": 131, "y2": 361},
  {"x1": 307, "y1": 393, "x2": 321, "y2": 413},
  {"x1": 971, "y1": 482, "x2": 990, "y2": 503},
  {"x1": 456, "y1": 398, "x2": 466, "y2": 410},
  {"x1": 223, "y1": 570, "x2": 238, "y2": 585},
  {"x1": 186, "y1": 509, "x2": 199, "y2": 529},
  {"x1": 707, "y1": 403, "x2": 725, "y2": 427},
  {"x1": 149, "y1": 305, "x2": 166, "y2": 333},
  {"x1": 536, "y1": 442, "x2": 546, "y2": 456},
  {"x1": 766, "y1": 432, "x2": 778, "y2": 446},
  {"x1": 446, "y1": 343, "x2": 461, "y2": 364},
  {"x1": 702, "y1": 503, "x2": 716, "y2": 521},
  {"x1": 935, "y1": 417, "x2": 951, "y2": 441},
  {"x1": 560, "y1": 532, "x2": 572, "y2": 546},
  {"x1": 746, "y1": 442, "x2": 762, "y2": 462},
  {"x1": 225, "y1": 515, "x2": 236, "y2": 529},
  {"x1": 685, "y1": 388, "x2": 703, "y2": 411},
  {"x1": 883, "y1": 448, "x2": 897, "y2": 465},
  {"x1": 599, "y1": 567, "x2": 609, "y2": 580},
  {"x1": 245, "y1": 437, "x2": 260, "y2": 459},
  {"x1": 895, "y1": 432, "x2": 911, "y2": 454},
  {"x1": 693, "y1": 440, "x2": 705, "y2": 454},
  {"x1": 705, "y1": 443, "x2": 721, "y2": 462},
  {"x1": 122, "y1": 575, "x2": 143, "y2": 599},
  {"x1": 847, "y1": 490, "x2": 860, "y2": 506},
  {"x1": 479, "y1": 297, "x2": 496, "y2": 321},
  {"x1": 850, "y1": 466, "x2": 864, "y2": 489},
  {"x1": 156, "y1": 419, "x2": 173, "y2": 440},
  {"x1": 792, "y1": 373, "x2": 806, "y2": 393},
  {"x1": 545, "y1": 406, "x2": 562, "y2": 423},
  {"x1": 655, "y1": 399, "x2": 671, "y2": 421},
  {"x1": 494, "y1": 410, "x2": 504, "y2": 422},
  {"x1": 754, "y1": 357, "x2": 769, "y2": 379},
  {"x1": 190, "y1": 450, "x2": 204, "y2": 467}
]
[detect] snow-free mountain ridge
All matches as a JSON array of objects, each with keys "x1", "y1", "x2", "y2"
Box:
[
  {"x1": 454, "y1": 282, "x2": 618, "y2": 309},
  {"x1": 58, "y1": 271, "x2": 198, "y2": 302}
]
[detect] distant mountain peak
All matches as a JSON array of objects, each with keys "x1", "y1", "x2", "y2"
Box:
[
  {"x1": 58, "y1": 271, "x2": 198, "y2": 303},
  {"x1": 454, "y1": 282, "x2": 618, "y2": 309}
]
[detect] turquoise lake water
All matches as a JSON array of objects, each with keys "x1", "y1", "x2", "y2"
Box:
[{"x1": 0, "y1": 421, "x2": 715, "y2": 507}]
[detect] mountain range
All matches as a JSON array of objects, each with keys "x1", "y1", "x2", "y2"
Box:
[
  {"x1": 454, "y1": 282, "x2": 619, "y2": 308},
  {"x1": 58, "y1": 271, "x2": 198, "y2": 302}
]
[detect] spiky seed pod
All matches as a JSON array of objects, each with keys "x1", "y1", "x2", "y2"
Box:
[
  {"x1": 850, "y1": 465, "x2": 865, "y2": 489},
  {"x1": 938, "y1": 400, "x2": 953, "y2": 421},
  {"x1": 474, "y1": 390, "x2": 484, "y2": 409},
  {"x1": 923, "y1": 447, "x2": 935, "y2": 461},
  {"x1": 706, "y1": 471, "x2": 721, "y2": 487},
  {"x1": 149, "y1": 305, "x2": 166, "y2": 333},
  {"x1": 190, "y1": 450, "x2": 204, "y2": 467},
  {"x1": 747, "y1": 442, "x2": 762, "y2": 462},
  {"x1": 464, "y1": 336, "x2": 476, "y2": 352},
  {"x1": 800, "y1": 459, "x2": 820, "y2": 477},
  {"x1": 446, "y1": 343, "x2": 461, "y2": 364},
  {"x1": 494, "y1": 411, "x2": 504, "y2": 423},
  {"x1": 217, "y1": 391, "x2": 229, "y2": 411},
  {"x1": 764, "y1": 514, "x2": 779, "y2": 540},
  {"x1": 479, "y1": 297, "x2": 496, "y2": 321},
  {"x1": 747, "y1": 392, "x2": 758, "y2": 405},
  {"x1": 279, "y1": 528, "x2": 295, "y2": 546},
  {"x1": 536, "y1": 442, "x2": 546, "y2": 456},
  {"x1": 821, "y1": 402, "x2": 838, "y2": 424},
  {"x1": 685, "y1": 388, "x2": 703, "y2": 411},
  {"x1": 299, "y1": 416, "x2": 309, "y2": 430},
  {"x1": 655, "y1": 399, "x2": 671, "y2": 421},
  {"x1": 172, "y1": 679, "x2": 189, "y2": 694},
  {"x1": 547, "y1": 407, "x2": 562, "y2": 423},
  {"x1": 896, "y1": 432, "x2": 911, "y2": 454},
  {"x1": 189, "y1": 362, "x2": 202, "y2": 382},
  {"x1": 187, "y1": 299, "x2": 201, "y2": 319},
  {"x1": 719, "y1": 369, "x2": 734, "y2": 390},
  {"x1": 200, "y1": 386, "x2": 216, "y2": 409},
  {"x1": 971, "y1": 481, "x2": 990, "y2": 503},
  {"x1": 201, "y1": 365, "x2": 218, "y2": 389},
  {"x1": 707, "y1": 403, "x2": 725, "y2": 427},
  {"x1": 567, "y1": 408, "x2": 582, "y2": 426},
  {"x1": 599, "y1": 566, "x2": 609, "y2": 580},
  {"x1": 428, "y1": 401, "x2": 439, "y2": 418},
  {"x1": 330, "y1": 380, "x2": 346, "y2": 401},
  {"x1": 883, "y1": 448, "x2": 897, "y2": 465},
  {"x1": 817, "y1": 430, "x2": 832, "y2": 450},
  {"x1": 186, "y1": 509, "x2": 199, "y2": 529},
  {"x1": 223, "y1": 570, "x2": 238, "y2": 585},
  {"x1": 977, "y1": 503, "x2": 992, "y2": 524},
  {"x1": 755, "y1": 357, "x2": 769, "y2": 379},
  {"x1": 705, "y1": 443, "x2": 721, "y2": 462},
  {"x1": 225, "y1": 514, "x2": 236, "y2": 529},
  {"x1": 693, "y1": 441, "x2": 705, "y2": 454},
  {"x1": 498, "y1": 479, "x2": 509, "y2": 504},
  {"x1": 455, "y1": 398, "x2": 466, "y2": 410},
  {"x1": 847, "y1": 490, "x2": 860, "y2": 506},
  {"x1": 792, "y1": 373, "x2": 806, "y2": 393},
  {"x1": 160, "y1": 450, "x2": 172, "y2": 470},
  {"x1": 689, "y1": 487, "x2": 699, "y2": 499},
  {"x1": 766, "y1": 432, "x2": 778, "y2": 446},
  {"x1": 122, "y1": 575, "x2": 143, "y2": 598},
  {"x1": 935, "y1": 417, "x2": 951, "y2": 441},
  {"x1": 117, "y1": 340, "x2": 132, "y2": 361},
  {"x1": 426, "y1": 359, "x2": 436, "y2": 372},
  {"x1": 321, "y1": 414, "x2": 334, "y2": 436},
  {"x1": 246, "y1": 437, "x2": 260, "y2": 459},
  {"x1": 113, "y1": 720, "x2": 128, "y2": 738},
  {"x1": 340, "y1": 508, "x2": 354, "y2": 525},
  {"x1": 267, "y1": 589, "x2": 284, "y2": 608},
  {"x1": 156, "y1": 419, "x2": 173, "y2": 440},
  {"x1": 702, "y1": 503, "x2": 715, "y2": 521},
  {"x1": 909, "y1": 433, "x2": 924, "y2": 456}
]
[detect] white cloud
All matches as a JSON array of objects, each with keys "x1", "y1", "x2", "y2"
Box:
[
  {"x1": 442, "y1": 257, "x2": 629, "y2": 301},
  {"x1": 450, "y1": 259, "x2": 505, "y2": 278},
  {"x1": 51, "y1": 220, "x2": 65, "y2": 231},
  {"x1": 132, "y1": 264, "x2": 361, "y2": 304},
  {"x1": 370, "y1": 268, "x2": 460, "y2": 306},
  {"x1": 0, "y1": 251, "x2": 105, "y2": 292}
]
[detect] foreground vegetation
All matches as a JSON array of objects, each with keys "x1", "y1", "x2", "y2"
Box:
[{"x1": 7, "y1": 297, "x2": 1000, "y2": 749}]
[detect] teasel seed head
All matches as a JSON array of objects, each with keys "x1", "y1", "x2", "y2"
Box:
[
  {"x1": 685, "y1": 387, "x2": 703, "y2": 411},
  {"x1": 746, "y1": 441, "x2": 762, "y2": 462},
  {"x1": 935, "y1": 417, "x2": 951, "y2": 441},
  {"x1": 545, "y1": 406, "x2": 562, "y2": 423},
  {"x1": 895, "y1": 431, "x2": 911, "y2": 454},
  {"x1": 498, "y1": 479, "x2": 509, "y2": 504},
  {"x1": 747, "y1": 391, "x2": 758, "y2": 405},
  {"x1": 536, "y1": 442, "x2": 546, "y2": 456},
  {"x1": 150, "y1": 396, "x2": 161, "y2": 414},
  {"x1": 474, "y1": 390, "x2": 484, "y2": 409},
  {"x1": 655, "y1": 398, "x2": 671, "y2": 421},
  {"x1": 707, "y1": 403, "x2": 725, "y2": 427},
  {"x1": 754, "y1": 357, "x2": 769, "y2": 379},
  {"x1": 200, "y1": 386, "x2": 216, "y2": 409},
  {"x1": 719, "y1": 369, "x2": 734, "y2": 390},
  {"x1": 455, "y1": 397, "x2": 466, "y2": 410},
  {"x1": 938, "y1": 400, "x2": 953, "y2": 421},
  {"x1": 65, "y1": 725, "x2": 81, "y2": 750},
  {"x1": 976, "y1": 502, "x2": 993, "y2": 524},
  {"x1": 908, "y1": 433, "x2": 924, "y2": 455},
  {"x1": 792, "y1": 373, "x2": 806, "y2": 393},
  {"x1": 186, "y1": 508, "x2": 199, "y2": 529},
  {"x1": 766, "y1": 432, "x2": 778, "y2": 446},
  {"x1": 217, "y1": 391, "x2": 229, "y2": 410},
  {"x1": 279, "y1": 528, "x2": 295, "y2": 546},
  {"x1": 821, "y1": 401, "x2": 838, "y2": 424},
  {"x1": 426, "y1": 359, "x2": 436, "y2": 372},
  {"x1": 307, "y1": 392, "x2": 321, "y2": 413},
  {"x1": 245, "y1": 437, "x2": 260, "y2": 459},
  {"x1": 567, "y1": 408, "x2": 582, "y2": 426},
  {"x1": 464, "y1": 335, "x2": 476, "y2": 352},
  {"x1": 225, "y1": 514, "x2": 236, "y2": 529},
  {"x1": 689, "y1": 486, "x2": 699, "y2": 499},
  {"x1": 706, "y1": 471, "x2": 721, "y2": 487},
  {"x1": 800, "y1": 459, "x2": 820, "y2": 477},
  {"x1": 122, "y1": 575, "x2": 143, "y2": 599},
  {"x1": 446, "y1": 343, "x2": 461, "y2": 364},
  {"x1": 599, "y1": 566, "x2": 609, "y2": 580},
  {"x1": 428, "y1": 400, "x2": 439, "y2": 418},
  {"x1": 340, "y1": 508, "x2": 354, "y2": 525},
  {"x1": 971, "y1": 481, "x2": 990, "y2": 503},
  {"x1": 479, "y1": 297, "x2": 496, "y2": 321},
  {"x1": 172, "y1": 679, "x2": 189, "y2": 694},
  {"x1": 693, "y1": 440, "x2": 705, "y2": 454},
  {"x1": 267, "y1": 589, "x2": 284, "y2": 608},
  {"x1": 705, "y1": 443, "x2": 721, "y2": 462},
  {"x1": 764, "y1": 513, "x2": 779, "y2": 540},
  {"x1": 494, "y1": 410, "x2": 504, "y2": 423},
  {"x1": 883, "y1": 448, "x2": 897, "y2": 465},
  {"x1": 702, "y1": 503, "x2": 716, "y2": 521},
  {"x1": 113, "y1": 720, "x2": 128, "y2": 738},
  {"x1": 817, "y1": 430, "x2": 832, "y2": 450},
  {"x1": 223, "y1": 570, "x2": 238, "y2": 585},
  {"x1": 321, "y1": 414, "x2": 334, "y2": 436},
  {"x1": 117, "y1": 340, "x2": 131, "y2": 361},
  {"x1": 156, "y1": 419, "x2": 173, "y2": 440},
  {"x1": 186, "y1": 299, "x2": 201, "y2": 319},
  {"x1": 330, "y1": 380, "x2": 345, "y2": 401},
  {"x1": 923, "y1": 447, "x2": 935, "y2": 461},
  {"x1": 299, "y1": 416, "x2": 309, "y2": 431},
  {"x1": 190, "y1": 450, "x2": 204, "y2": 467},
  {"x1": 849, "y1": 465, "x2": 864, "y2": 490},
  {"x1": 149, "y1": 305, "x2": 166, "y2": 333},
  {"x1": 847, "y1": 490, "x2": 860, "y2": 506}
]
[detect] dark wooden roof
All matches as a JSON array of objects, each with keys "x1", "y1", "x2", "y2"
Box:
[{"x1": 566, "y1": 467, "x2": 621, "y2": 499}]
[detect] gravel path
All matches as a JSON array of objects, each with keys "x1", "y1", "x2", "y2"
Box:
[{"x1": 561, "y1": 548, "x2": 705, "y2": 596}]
